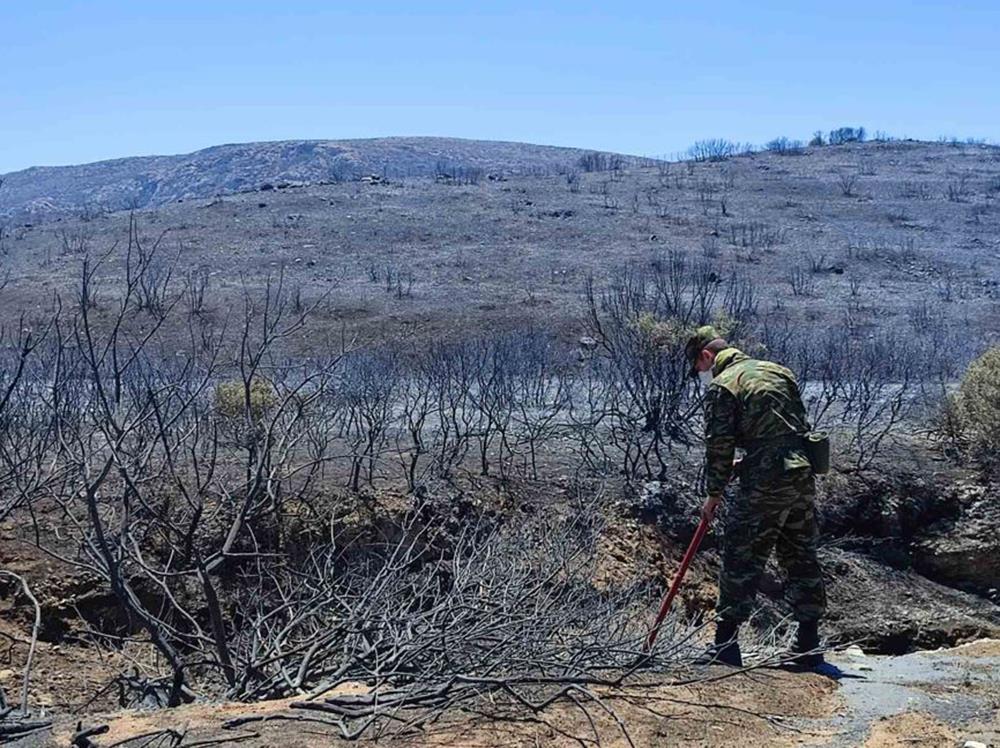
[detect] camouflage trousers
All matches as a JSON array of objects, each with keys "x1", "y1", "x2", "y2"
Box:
[{"x1": 717, "y1": 468, "x2": 826, "y2": 624}]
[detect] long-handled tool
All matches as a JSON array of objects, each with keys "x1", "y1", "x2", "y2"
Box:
[{"x1": 644, "y1": 516, "x2": 710, "y2": 651}]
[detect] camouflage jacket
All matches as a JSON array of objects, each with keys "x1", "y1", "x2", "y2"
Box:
[{"x1": 703, "y1": 348, "x2": 812, "y2": 496}]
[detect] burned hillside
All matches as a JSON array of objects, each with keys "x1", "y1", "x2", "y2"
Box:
[{"x1": 0, "y1": 137, "x2": 998, "y2": 746}]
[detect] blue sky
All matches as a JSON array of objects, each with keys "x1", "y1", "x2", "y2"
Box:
[{"x1": 2, "y1": 1, "x2": 998, "y2": 172}]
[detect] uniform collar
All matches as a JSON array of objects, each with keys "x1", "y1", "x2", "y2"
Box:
[{"x1": 712, "y1": 347, "x2": 748, "y2": 376}]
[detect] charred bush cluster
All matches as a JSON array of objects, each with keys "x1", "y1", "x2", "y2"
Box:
[{"x1": 0, "y1": 217, "x2": 974, "y2": 730}]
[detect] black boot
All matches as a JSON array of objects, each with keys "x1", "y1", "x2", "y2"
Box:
[
  {"x1": 697, "y1": 620, "x2": 743, "y2": 667},
  {"x1": 790, "y1": 620, "x2": 824, "y2": 668}
]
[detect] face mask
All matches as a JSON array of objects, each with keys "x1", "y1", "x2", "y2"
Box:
[{"x1": 698, "y1": 370, "x2": 713, "y2": 387}]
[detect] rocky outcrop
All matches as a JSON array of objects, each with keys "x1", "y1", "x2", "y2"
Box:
[
  {"x1": 821, "y1": 547, "x2": 1000, "y2": 653},
  {"x1": 911, "y1": 482, "x2": 1000, "y2": 599}
]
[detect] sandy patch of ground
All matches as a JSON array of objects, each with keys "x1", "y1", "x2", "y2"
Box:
[
  {"x1": 860, "y1": 711, "x2": 956, "y2": 747},
  {"x1": 927, "y1": 638, "x2": 1000, "y2": 659},
  {"x1": 46, "y1": 669, "x2": 837, "y2": 747},
  {"x1": 0, "y1": 618, "x2": 124, "y2": 715}
]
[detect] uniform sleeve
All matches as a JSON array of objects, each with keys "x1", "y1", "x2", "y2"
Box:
[{"x1": 704, "y1": 384, "x2": 739, "y2": 496}]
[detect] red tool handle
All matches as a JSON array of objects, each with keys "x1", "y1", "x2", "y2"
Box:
[{"x1": 644, "y1": 516, "x2": 710, "y2": 651}]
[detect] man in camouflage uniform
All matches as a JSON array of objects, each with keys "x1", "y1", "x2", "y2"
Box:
[{"x1": 685, "y1": 326, "x2": 826, "y2": 668}]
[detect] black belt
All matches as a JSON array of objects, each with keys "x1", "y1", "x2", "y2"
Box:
[{"x1": 738, "y1": 433, "x2": 807, "y2": 450}]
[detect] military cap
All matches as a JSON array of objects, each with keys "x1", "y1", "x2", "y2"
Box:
[{"x1": 684, "y1": 325, "x2": 724, "y2": 377}]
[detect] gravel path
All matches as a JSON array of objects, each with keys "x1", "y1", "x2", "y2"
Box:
[{"x1": 817, "y1": 641, "x2": 1000, "y2": 746}]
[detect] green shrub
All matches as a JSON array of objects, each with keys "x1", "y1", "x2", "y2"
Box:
[
  {"x1": 634, "y1": 312, "x2": 686, "y2": 349},
  {"x1": 634, "y1": 311, "x2": 739, "y2": 350},
  {"x1": 215, "y1": 377, "x2": 278, "y2": 422},
  {"x1": 953, "y1": 346, "x2": 1000, "y2": 472}
]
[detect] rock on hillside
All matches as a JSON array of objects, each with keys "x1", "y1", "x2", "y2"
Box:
[
  {"x1": 0, "y1": 137, "x2": 637, "y2": 220},
  {"x1": 913, "y1": 482, "x2": 1000, "y2": 597},
  {"x1": 821, "y1": 547, "x2": 1000, "y2": 653}
]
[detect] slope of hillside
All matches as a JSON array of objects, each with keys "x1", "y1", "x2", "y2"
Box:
[
  {"x1": 0, "y1": 137, "x2": 637, "y2": 219},
  {"x1": 4, "y1": 138, "x2": 998, "y2": 346}
]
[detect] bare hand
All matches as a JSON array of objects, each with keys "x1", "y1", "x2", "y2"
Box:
[{"x1": 701, "y1": 495, "x2": 723, "y2": 524}]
